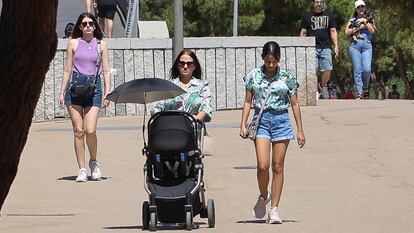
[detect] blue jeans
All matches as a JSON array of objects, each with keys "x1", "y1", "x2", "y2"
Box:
[{"x1": 348, "y1": 39, "x2": 373, "y2": 94}]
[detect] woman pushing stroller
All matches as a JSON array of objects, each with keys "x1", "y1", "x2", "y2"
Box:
[
  {"x1": 144, "y1": 50, "x2": 214, "y2": 230},
  {"x1": 150, "y1": 49, "x2": 212, "y2": 123}
]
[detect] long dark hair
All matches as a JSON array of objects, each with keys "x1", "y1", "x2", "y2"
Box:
[
  {"x1": 170, "y1": 49, "x2": 202, "y2": 79},
  {"x1": 64, "y1": 23, "x2": 75, "y2": 38},
  {"x1": 262, "y1": 41, "x2": 281, "y2": 61},
  {"x1": 71, "y1": 12, "x2": 104, "y2": 40},
  {"x1": 353, "y1": 6, "x2": 374, "y2": 19}
]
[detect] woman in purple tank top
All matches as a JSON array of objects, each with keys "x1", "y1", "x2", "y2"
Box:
[{"x1": 58, "y1": 12, "x2": 111, "y2": 182}]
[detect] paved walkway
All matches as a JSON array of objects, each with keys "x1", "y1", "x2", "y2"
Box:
[{"x1": 1, "y1": 100, "x2": 414, "y2": 233}]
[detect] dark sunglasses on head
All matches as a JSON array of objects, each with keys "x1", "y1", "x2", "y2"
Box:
[
  {"x1": 81, "y1": 21, "x2": 95, "y2": 27},
  {"x1": 178, "y1": 61, "x2": 194, "y2": 67}
]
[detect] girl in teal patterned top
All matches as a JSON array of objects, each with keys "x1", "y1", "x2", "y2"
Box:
[
  {"x1": 151, "y1": 49, "x2": 213, "y2": 122},
  {"x1": 240, "y1": 41, "x2": 306, "y2": 224}
]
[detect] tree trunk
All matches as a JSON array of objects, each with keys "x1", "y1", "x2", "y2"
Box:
[
  {"x1": 370, "y1": 72, "x2": 386, "y2": 100},
  {"x1": 396, "y1": 47, "x2": 414, "y2": 99},
  {"x1": 0, "y1": 0, "x2": 58, "y2": 210}
]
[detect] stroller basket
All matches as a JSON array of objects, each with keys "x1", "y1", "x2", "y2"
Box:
[{"x1": 148, "y1": 178, "x2": 197, "y2": 199}]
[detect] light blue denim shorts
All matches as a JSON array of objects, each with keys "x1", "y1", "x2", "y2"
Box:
[
  {"x1": 316, "y1": 48, "x2": 333, "y2": 72},
  {"x1": 253, "y1": 109, "x2": 294, "y2": 142}
]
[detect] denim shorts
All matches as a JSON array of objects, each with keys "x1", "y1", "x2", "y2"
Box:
[
  {"x1": 316, "y1": 48, "x2": 333, "y2": 72},
  {"x1": 64, "y1": 72, "x2": 102, "y2": 108},
  {"x1": 253, "y1": 109, "x2": 294, "y2": 142}
]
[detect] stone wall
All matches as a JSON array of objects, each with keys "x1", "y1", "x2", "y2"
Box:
[{"x1": 34, "y1": 36, "x2": 316, "y2": 121}]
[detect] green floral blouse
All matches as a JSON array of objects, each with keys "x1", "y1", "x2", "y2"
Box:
[
  {"x1": 244, "y1": 66, "x2": 299, "y2": 111},
  {"x1": 151, "y1": 77, "x2": 213, "y2": 122}
]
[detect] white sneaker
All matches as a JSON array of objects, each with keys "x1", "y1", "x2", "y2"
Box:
[
  {"x1": 252, "y1": 193, "x2": 271, "y2": 219},
  {"x1": 267, "y1": 207, "x2": 283, "y2": 224},
  {"x1": 89, "y1": 160, "x2": 102, "y2": 180},
  {"x1": 321, "y1": 87, "x2": 330, "y2": 99},
  {"x1": 75, "y1": 168, "x2": 88, "y2": 182}
]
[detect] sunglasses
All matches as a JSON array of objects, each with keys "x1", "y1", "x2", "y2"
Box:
[
  {"x1": 356, "y1": 5, "x2": 365, "y2": 9},
  {"x1": 81, "y1": 21, "x2": 95, "y2": 27},
  {"x1": 264, "y1": 61, "x2": 279, "y2": 66},
  {"x1": 178, "y1": 61, "x2": 194, "y2": 67}
]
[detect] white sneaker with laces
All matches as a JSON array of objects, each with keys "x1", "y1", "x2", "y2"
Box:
[
  {"x1": 89, "y1": 160, "x2": 102, "y2": 180},
  {"x1": 267, "y1": 207, "x2": 283, "y2": 224},
  {"x1": 75, "y1": 168, "x2": 88, "y2": 182},
  {"x1": 252, "y1": 193, "x2": 271, "y2": 219}
]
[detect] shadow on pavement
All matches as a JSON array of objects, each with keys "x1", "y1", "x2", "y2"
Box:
[
  {"x1": 103, "y1": 222, "x2": 206, "y2": 230},
  {"x1": 103, "y1": 225, "x2": 142, "y2": 230},
  {"x1": 236, "y1": 219, "x2": 299, "y2": 224},
  {"x1": 57, "y1": 176, "x2": 109, "y2": 181},
  {"x1": 233, "y1": 165, "x2": 257, "y2": 170}
]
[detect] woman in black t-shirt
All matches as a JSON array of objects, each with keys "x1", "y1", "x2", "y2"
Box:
[{"x1": 299, "y1": 0, "x2": 338, "y2": 99}]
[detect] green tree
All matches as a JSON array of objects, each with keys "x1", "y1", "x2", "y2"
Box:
[
  {"x1": 370, "y1": 0, "x2": 414, "y2": 98},
  {"x1": 140, "y1": 0, "x2": 264, "y2": 37},
  {"x1": 184, "y1": 0, "x2": 233, "y2": 36},
  {"x1": 237, "y1": 0, "x2": 265, "y2": 35},
  {"x1": 260, "y1": 0, "x2": 308, "y2": 36}
]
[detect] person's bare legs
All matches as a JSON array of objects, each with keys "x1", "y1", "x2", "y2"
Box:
[
  {"x1": 107, "y1": 19, "x2": 114, "y2": 38},
  {"x1": 270, "y1": 140, "x2": 289, "y2": 207},
  {"x1": 251, "y1": 138, "x2": 272, "y2": 218},
  {"x1": 320, "y1": 70, "x2": 331, "y2": 99},
  {"x1": 321, "y1": 70, "x2": 331, "y2": 87},
  {"x1": 255, "y1": 138, "x2": 271, "y2": 198},
  {"x1": 67, "y1": 105, "x2": 86, "y2": 169},
  {"x1": 83, "y1": 106, "x2": 100, "y2": 161},
  {"x1": 99, "y1": 17, "x2": 106, "y2": 37}
]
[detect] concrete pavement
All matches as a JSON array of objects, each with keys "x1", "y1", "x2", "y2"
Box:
[{"x1": 1, "y1": 100, "x2": 414, "y2": 233}]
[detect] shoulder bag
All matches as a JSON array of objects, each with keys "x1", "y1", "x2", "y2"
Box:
[{"x1": 246, "y1": 82, "x2": 273, "y2": 141}]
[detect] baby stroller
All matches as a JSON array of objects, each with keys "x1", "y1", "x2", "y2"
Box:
[{"x1": 141, "y1": 110, "x2": 215, "y2": 231}]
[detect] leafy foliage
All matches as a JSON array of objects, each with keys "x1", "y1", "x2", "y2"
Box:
[{"x1": 140, "y1": 0, "x2": 264, "y2": 37}]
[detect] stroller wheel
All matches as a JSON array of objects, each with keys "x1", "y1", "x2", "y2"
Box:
[
  {"x1": 185, "y1": 210, "x2": 193, "y2": 230},
  {"x1": 149, "y1": 212, "x2": 157, "y2": 231},
  {"x1": 207, "y1": 199, "x2": 215, "y2": 228},
  {"x1": 142, "y1": 201, "x2": 150, "y2": 230}
]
